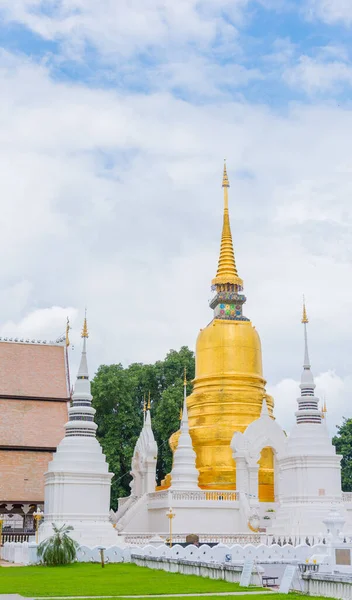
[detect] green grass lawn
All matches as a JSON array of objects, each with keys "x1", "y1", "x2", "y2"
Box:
[
  {"x1": 75, "y1": 597, "x2": 327, "y2": 600},
  {"x1": 0, "y1": 563, "x2": 262, "y2": 597}
]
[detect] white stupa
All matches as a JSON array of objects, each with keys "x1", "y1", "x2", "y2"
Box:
[
  {"x1": 272, "y1": 301, "x2": 343, "y2": 534},
  {"x1": 39, "y1": 315, "x2": 118, "y2": 547},
  {"x1": 170, "y1": 372, "x2": 200, "y2": 490}
]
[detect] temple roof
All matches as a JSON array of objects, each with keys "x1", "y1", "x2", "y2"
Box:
[{"x1": 0, "y1": 341, "x2": 70, "y2": 400}]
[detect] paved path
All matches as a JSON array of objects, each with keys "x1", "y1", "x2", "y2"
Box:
[{"x1": 37, "y1": 593, "x2": 277, "y2": 599}]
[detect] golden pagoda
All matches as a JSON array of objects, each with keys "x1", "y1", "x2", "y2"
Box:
[{"x1": 162, "y1": 163, "x2": 275, "y2": 502}]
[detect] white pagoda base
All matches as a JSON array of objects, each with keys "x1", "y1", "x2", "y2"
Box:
[{"x1": 40, "y1": 437, "x2": 119, "y2": 547}]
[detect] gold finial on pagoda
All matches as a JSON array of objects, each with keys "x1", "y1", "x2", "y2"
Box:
[
  {"x1": 81, "y1": 309, "x2": 89, "y2": 338},
  {"x1": 179, "y1": 407, "x2": 183, "y2": 420},
  {"x1": 147, "y1": 391, "x2": 151, "y2": 411},
  {"x1": 65, "y1": 317, "x2": 71, "y2": 347},
  {"x1": 323, "y1": 399, "x2": 327, "y2": 414},
  {"x1": 183, "y1": 367, "x2": 187, "y2": 386},
  {"x1": 212, "y1": 162, "x2": 243, "y2": 288},
  {"x1": 302, "y1": 296, "x2": 309, "y2": 324}
]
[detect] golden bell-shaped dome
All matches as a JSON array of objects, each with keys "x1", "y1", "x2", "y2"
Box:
[{"x1": 187, "y1": 318, "x2": 274, "y2": 490}]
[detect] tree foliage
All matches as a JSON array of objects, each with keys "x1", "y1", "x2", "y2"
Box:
[
  {"x1": 37, "y1": 524, "x2": 79, "y2": 566},
  {"x1": 333, "y1": 418, "x2": 352, "y2": 491},
  {"x1": 91, "y1": 346, "x2": 195, "y2": 510}
]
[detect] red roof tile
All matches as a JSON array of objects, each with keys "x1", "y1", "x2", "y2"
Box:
[{"x1": 0, "y1": 342, "x2": 70, "y2": 399}]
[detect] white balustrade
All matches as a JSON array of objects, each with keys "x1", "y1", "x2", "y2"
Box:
[
  {"x1": 302, "y1": 573, "x2": 352, "y2": 599},
  {"x1": 147, "y1": 490, "x2": 239, "y2": 504}
]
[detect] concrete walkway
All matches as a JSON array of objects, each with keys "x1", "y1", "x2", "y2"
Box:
[{"x1": 37, "y1": 593, "x2": 277, "y2": 599}]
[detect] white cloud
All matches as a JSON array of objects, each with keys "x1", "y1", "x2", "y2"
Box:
[
  {"x1": 0, "y1": 48, "x2": 351, "y2": 436},
  {"x1": 0, "y1": 306, "x2": 77, "y2": 341},
  {"x1": 153, "y1": 56, "x2": 263, "y2": 98},
  {"x1": 0, "y1": 0, "x2": 248, "y2": 58},
  {"x1": 284, "y1": 55, "x2": 352, "y2": 93},
  {"x1": 307, "y1": 0, "x2": 352, "y2": 25}
]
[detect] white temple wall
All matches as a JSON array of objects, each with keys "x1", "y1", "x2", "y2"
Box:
[
  {"x1": 148, "y1": 504, "x2": 242, "y2": 535},
  {"x1": 279, "y1": 456, "x2": 342, "y2": 503},
  {"x1": 44, "y1": 472, "x2": 113, "y2": 519}
]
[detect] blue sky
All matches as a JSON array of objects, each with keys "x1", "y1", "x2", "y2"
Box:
[
  {"x1": 1, "y1": 0, "x2": 352, "y2": 433},
  {"x1": 2, "y1": 1, "x2": 352, "y2": 103}
]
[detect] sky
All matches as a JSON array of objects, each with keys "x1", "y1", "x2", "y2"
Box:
[{"x1": 0, "y1": 0, "x2": 352, "y2": 435}]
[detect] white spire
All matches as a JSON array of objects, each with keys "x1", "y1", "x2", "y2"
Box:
[
  {"x1": 170, "y1": 372, "x2": 199, "y2": 490},
  {"x1": 296, "y1": 301, "x2": 322, "y2": 425},
  {"x1": 130, "y1": 400, "x2": 158, "y2": 496},
  {"x1": 65, "y1": 314, "x2": 98, "y2": 438},
  {"x1": 261, "y1": 397, "x2": 269, "y2": 418}
]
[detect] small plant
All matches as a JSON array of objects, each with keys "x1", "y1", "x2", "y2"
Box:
[
  {"x1": 37, "y1": 523, "x2": 79, "y2": 566},
  {"x1": 263, "y1": 515, "x2": 270, "y2": 520},
  {"x1": 266, "y1": 509, "x2": 275, "y2": 513}
]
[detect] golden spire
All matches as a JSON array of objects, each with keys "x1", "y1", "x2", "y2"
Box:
[
  {"x1": 302, "y1": 296, "x2": 309, "y2": 324},
  {"x1": 65, "y1": 317, "x2": 70, "y2": 347},
  {"x1": 222, "y1": 160, "x2": 230, "y2": 189},
  {"x1": 179, "y1": 406, "x2": 183, "y2": 420},
  {"x1": 81, "y1": 309, "x2": 89, "y2": 338},
  {"x1": 183, "y1": 367, "x2": 187, "y2": 386},
  {"x1": 147, "y1": 391, "x2": 151, "y2": 410},
  {"x1": 212, "y1": 161, "x2": 243, "y2": 288}
]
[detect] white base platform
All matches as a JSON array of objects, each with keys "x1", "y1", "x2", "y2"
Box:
[{"x1": 39, "y1": 519, "x2": 120, "y2": 547}]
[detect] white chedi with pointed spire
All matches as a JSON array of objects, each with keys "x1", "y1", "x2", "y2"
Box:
[
  {"x1": 272, "y1": 301, "x2": 343, "y2": 535},
  {"x1": 170, "y1": 376, "x2": 200, "y2": 490},
  {"x1": 40, "y1": 317, "x2": 118, "y2": 547},
  {"x1": 295, "y1": 302, "x2": 322, "y2": 425},
  {"x1": 129, "y1": 405, "x2": 158, "y2": 497}
]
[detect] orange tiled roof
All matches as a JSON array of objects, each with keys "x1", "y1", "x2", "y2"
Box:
[{"x1": 0, "y1": 342, "x2": 70, "y2": 399}]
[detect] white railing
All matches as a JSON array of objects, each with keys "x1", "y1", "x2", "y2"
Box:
[
  {"x1": 302, "y1": 573, "x2": 352, "y2": 600},
  {"x1": 118, "y1": 496, "x2": 131, "y2": 508},
  {"x1": 343, "y1": 492, "x2": 352, "y2": 502},
  {"x1": 148, "y1": 491, "x2": 169, "y2": 502},
  {"x1": 172, "y1": 490, "x2": 239, "y2": 501},
  {"x1": 132, "y1": 554, "x2": 262, "y2": 586},
  {"x1": 123, "y1": 532, "x2": 261, "y2": 545},
  {"x1": 147, "y1": 490, "x2": 239, "y2": 503},
  {"x1": 116, "y1": 495, "x2": 138, "y2": 521}
]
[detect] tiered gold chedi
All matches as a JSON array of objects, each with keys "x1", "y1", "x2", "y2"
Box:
[{"x1": 160, "y1": 163, "x2": 275, "y2": 502}]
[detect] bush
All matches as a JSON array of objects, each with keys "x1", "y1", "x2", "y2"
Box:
[
  {"x1": 37, "y1": 523, "x2": 79, "y2": 566},
  {"x1": 185, "y1": 534, "x2": 199, "y2": 545}
]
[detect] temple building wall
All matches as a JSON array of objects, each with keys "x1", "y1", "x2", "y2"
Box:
[
  {"x1": 0, "y1": 450, "x2": 54, "y2": 501},
  {"x1": 0, "y1": 340, "x2": 70, "y2": 527},
  {"x1": 0, "y1": 399, "x2": 67, "y2": 447}
]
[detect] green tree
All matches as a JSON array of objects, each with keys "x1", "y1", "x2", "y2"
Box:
[
  {"x1": 333, "y1": 418, "x2": 352, "y2": 491},
  {"x1": 91, "y1": 364, "x2": 142, "y2": 509},
  {"x1": 37, "y1": 524, "x2": 79, "y2": 566},
  {"x1": 91, "y1": 346, "x2": 195, "y2": 509}
]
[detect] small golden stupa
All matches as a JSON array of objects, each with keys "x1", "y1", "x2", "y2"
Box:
[{"x1": 161, "y1": 163, "x2": 275, "y2": 502}]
